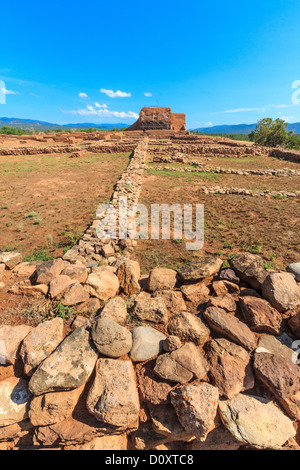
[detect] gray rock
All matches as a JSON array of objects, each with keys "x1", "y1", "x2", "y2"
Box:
[
  {"x1": 100, "y1": 297, "x2": 127, "y2": 323},
  {"x1": 257, "y1": 335, "x2": 294, "y2": 362},
  {"x1": 29, "y1": 327, "x2": 98, "y2": 395},
  {"x1": 91, "y1": 318, "x2": 132, "y2": 358},
  {"x1": 130, "y1": 326, "x2": 166, "y2": 362},
  {"x1": 219, "y1": 394, "x2": 296, "y2": 449},
  {"x1": 0, "y1": 251, "x2": 23, "y2": 270},
  {"x1": 219, "y1": 268, "x2": 240, "y2": 284},
  {"x1": 287, "y1": 262, "x2": 300, "y2": 281},
  {"x1": 262, "y1": 272, "x2": 300, "y2": 312}
]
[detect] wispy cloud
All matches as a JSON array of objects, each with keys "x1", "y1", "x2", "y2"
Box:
[
  {"x1": 100, "y1": 88, "x2": 131, "y2": 98},
  {"x1": 94, "y1": 102, "x2": 108, "y2": 108},
  {"x1": 144, "y1": 92, "x2": 152, "y2": 97},
  {"x1": 79, "y1": 92, "x2": 88, "y2": 98},
  {"x1": 213, "y1": 103, "x2": 295, "y2": 114},
  {"x1": 1, "y1": 87, "x2": 19, "y2": 95},
  {"x1": 61, "y1": 104, "x2": 138, "y2": 119}
]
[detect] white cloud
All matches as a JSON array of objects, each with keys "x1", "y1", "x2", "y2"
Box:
[
  {"x1": 61, "y1": 104, "x2": 138, "y2": 119},
  {"x1": 144, "y1": 92, "x2": 152, "y2": 97},
  {"x1": 280, "y1": 116, "x2": 295, "y2": 122},
  {"x1": 79, "y1": 92, "x2": 88, "y2": 98},
  {"x1": 94, "y1": 102, "x2": 108, "y2": 108},
  {"x1": 100, "y1": 88, "x2": 131, "y2": 98},
  {"x1": 1, "y1": 87, "x2": 19, "y2": 95},
  {"x1": 218, "y1": 107, "x2": 266, "y2": 114}
]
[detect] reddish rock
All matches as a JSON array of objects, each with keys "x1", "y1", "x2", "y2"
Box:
[
  {"x1": 288, "y1": 311, "x2": 300, "y2": 338},
  {"x1": 168, "y1": 311, "x2": 210, "y2": 345},
  {"x1": 207, "y1": 338, "x2": 254, "y2": 399},
  {"x1": 85, "y1": 269, "x2": 119, "y2": 301},
  {"x1": 29, "y1": 385, "x2": 85, "y2": 426},
  {"x1": 49, "y1": 275, "x2": 73, "y2": 299},
  {"x1": 0, "y1": 325, "x2": 32, "y2": 365},
  {"x1": 239, "y1": 295, "x2": 282, "y2": 334},
  {"x1": 133, "y1": 296, "x2": 168, "y2": 324},
  {"x1": 177, "y1": 257, "x2": 223, "y2": 282},
  {"x1": 253, "y1": 352, "x2": 300, "y2": 419},
  {"x1": 62, "y1": 281, "x2": 90, "y2": 306},
  {"x1": 136, "y1": 360, "x2": 173, "y2": 405},
  {"x1": 208, "y1": 294, "x2": 236, "y2": 312},
  {"x1": 147, "y1": 268, "x2": 178, "y2": 292},
  {"x1": 154, "y1": 290, "x2": 186, "y2": 313},
  {"x1": 171, "y1": 383, "x2": 219, "y2": 442},
  {"x1": 203, "y1": 306, "x2": 256, "y2": 351},
  {"x1": 61, "y1": 263, "x2": 88, "y2": 283},
  {"x1": 230, "y1": 252, "x2": 267, "y2": 290},
  {"x1": 33, "y1": 258, "x2": 65, "y2": 285},
  {"x1": 117, "y1": 258, "x2": 140, "y2": 296},
  {"x1": 0, "y1": 251, "x2": 23, "y2": 270},
  {"x1": 181, "y1": 282, "x2": 210, "y2": 302}
]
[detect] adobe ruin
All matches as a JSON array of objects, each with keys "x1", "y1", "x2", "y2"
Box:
[{"x1": 126, "y1": 107, "x2": 187, "y2": 132}]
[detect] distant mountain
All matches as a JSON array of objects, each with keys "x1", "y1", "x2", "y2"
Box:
[
  {"x1": 193, "y1": 123, "x2": 300, "y2": 134},
  {"x1": 0, "y1": 117, "x2": 129, "y2": 131}
]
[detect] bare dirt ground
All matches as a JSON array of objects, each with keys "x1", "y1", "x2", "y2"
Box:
[
  {"x1": 136, "y1": 153, "x2": 300, "y2": 273},
  {"x1": 0, "y1": 151, "x2": 130, "y2": 258}
]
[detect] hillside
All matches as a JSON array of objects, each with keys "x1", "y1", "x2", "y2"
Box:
[
  {"x1": 0, "y1": 117, "x2": 129, "y2": 131},
  {"x1": 193, "y1": 122, "x2": 300, "y2": 134}
]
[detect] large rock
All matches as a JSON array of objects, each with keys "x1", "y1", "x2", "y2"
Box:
[
  {"x1": 0, "y1": 251, "x2": 23, "y2": 269},
  {"x1": 203, "y1": 306, "x2": 256, "y2": 351},
  {"x1": 100, "y1": 297, "x2": 127, "y2": 323},
  {"x1": 117, "y1": 258, "x2": 140, "y2": 296},
  {"x1": 91, "y1": 318, "x2": 132, "y2": 358},
  {"x1": 29, "y1": 385, "x2": 85, "y2": 426},
  {"x1": 253, "y1": 352, "x2": 300, "y2": 419},
  {"x1": 154, "y1": 290, "x2": 186, "y2": 313},
  {"x1": 168, "y1": 311, "x2": 210, "y2": 345},
  {"x1": 207, "y1": 338, "x2": 254, "y2": 399},
  {"x1": 239, "y1": 296, "x2": 282, "y2": 334},
  {"x1": 154, "y1": 343, "x2": 208, "y2": 383},
  {"x1": 208, "y1": 294, "x2": 236, "y2": 312},
  {"x1": 287, "y1": 262, "x2": 300, "y2": 281},
  {"x1": 219, "y1": 394, "x2": 296, "y2": 449},
  {"x1": 262, "y1": 272, "x2": 300, "y2": 312},
  {"x1": 130, "y1": 326, "x2": 166, "y2": 362},
  {"x1": 0, "y1": 377, "x2": 32, "y2": 427},
  {"x1": 86, "y1": 359, "x2": 140, "y2": 428},
  {"x1": 230, "y1": 252, "x2": 267, "y2": 289},
  {"x1": 133, "y1": 296, "x2": 168, "y2": 324},
  {"x1": 85, "y1": 269, "x2": 119, "y2": 301},
  {"x1": 49, "y1": 275, "x2": 73, "y2": 299},
  {"x1": 32, "y1": 258, "x2": 65, "y2": 285},
  {"x1": 20, "y1": 318, "x2": 64, "y2": 376},
  {"x1": 170, "y1": 383, "x2": 219, "y2": 441},
  {"x1": 177, "y1": 257, "x2": 223, "y2": 282},
  {"x1": 62, "y1": 262, "x2": 88, "y2": 283},
  {"x1": 181, "y1": 282, "x2": 210, "y2": 302},
  {"x1": 189, "y1": 425, "x2": 242, "y2": 450},
  {"x1": 62, "y1": 281, "x2": 90, "y2": 306},
  {"x1": 29, "y1": 327, "x2": 98, "y2": 395},
  {"x1": 257, "y1": 335, "x2": 294, "y2": 362},
  {"x1": 64, "y1": 433, "x2": 127, "y2": 450},
  {"x1": 0, "y1": 325, "x2": 32, "y2": 365},
  {"x1": 288, "y1": 312, "x2": 300, "y2": 338},
  {"x1": 149, "y1": 404, "x2": 194, "y2": 441},
  {"x1": 147, "y1": 268, "x2": 177, "y2": 292},
  {"x1": 136, "y1": 360, "x2": 173, "y2": 405},
  {"x1": 12, "y1": 261, "x2": 40, "y2": 278}
]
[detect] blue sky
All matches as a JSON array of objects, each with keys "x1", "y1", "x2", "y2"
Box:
[{"x1": 1, "y1": 0, "x2": 300, "y2": 128}]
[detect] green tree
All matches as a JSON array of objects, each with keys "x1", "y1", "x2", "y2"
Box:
[{"x1": 249, "y1": 118, "x2": 289, "y2": 147}]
